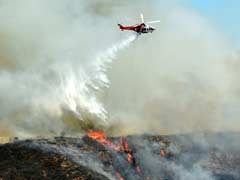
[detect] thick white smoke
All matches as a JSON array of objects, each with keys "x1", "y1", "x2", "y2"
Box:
[
  {"x1": 0, "y1": 0, "x2": 239, "y2": 137},
  {"x1": 0, "y1": 0, "x2": 138, "y2": 136},
  {"x1": 0, "y1": 34, "x2": 137, "y2": 137}
]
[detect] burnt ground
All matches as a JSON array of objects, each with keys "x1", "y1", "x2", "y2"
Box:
[{"x1": 0, "y1": 132, "x2": 240, "y2": 180}]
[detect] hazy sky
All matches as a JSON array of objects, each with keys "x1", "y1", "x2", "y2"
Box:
[{"x1": 183, "y1": 0, "x2": 240, "y2": 46}]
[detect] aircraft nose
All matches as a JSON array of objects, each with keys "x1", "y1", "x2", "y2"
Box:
[{"x1": 150, "y1": 28, "x2": 156, "y2": 33}]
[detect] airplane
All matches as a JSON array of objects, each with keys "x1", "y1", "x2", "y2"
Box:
[{"x1": 118, "y1": 14, "x2": 160, "y2": 34}]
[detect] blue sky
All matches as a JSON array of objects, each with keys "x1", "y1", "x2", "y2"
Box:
[{"x1": 183, "y1": 0, "x2": 240, "y2": 46}]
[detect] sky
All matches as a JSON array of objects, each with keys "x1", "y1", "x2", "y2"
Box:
[{"x1": 183, "y1": 0, "x2": 240, "y2": 46}]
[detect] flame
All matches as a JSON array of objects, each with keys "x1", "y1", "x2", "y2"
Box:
[
  {"x1": 88, "y1": 130, "x2": 121, "y2": 151},
  {"x1": 120, "y1": 137, "x2": 135, "y2": 164},
  {"x1": 160, "y1": 149, "x2": 166, "y2": 156},
  {"x1": 87, "y1": 130, "x2": 134, "y2": 160},
  {"x1": 87, "y1": 130, "x2": 142, "y2": 179}
]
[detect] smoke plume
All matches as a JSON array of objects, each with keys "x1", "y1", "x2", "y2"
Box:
[{"x1": 0, "y1": 0, "x2": 239, "y2": 137}]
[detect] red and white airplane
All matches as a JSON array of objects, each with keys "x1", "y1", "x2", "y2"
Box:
[{"x1": 118, "y1": 14, "x2": 160, "y2": 34}]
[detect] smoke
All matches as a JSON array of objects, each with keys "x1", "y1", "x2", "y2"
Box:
[
  {"x1": 103, "y1": 1, "x2": 238, "y2": 135},
  {"x1": 0, "y1": 0, "x2": 239, "y2": 137},
  {"x1": 0, "y1": 0, "x2": 139, "y2": 137}
]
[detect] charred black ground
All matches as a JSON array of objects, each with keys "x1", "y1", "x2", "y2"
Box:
[{"x1": 0, "y1": 132, "x2": 240, "y2": 180}]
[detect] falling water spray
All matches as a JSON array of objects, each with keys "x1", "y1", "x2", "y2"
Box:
[
  {"x1": 0, "y1": 33, "x2": 137, "y2": 137},
  {"x1": 62, "y1": 34, "x2": 138, "y2": 122}
]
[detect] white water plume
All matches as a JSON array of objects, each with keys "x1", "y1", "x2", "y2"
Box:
[
  {"x1": 0, "y1": 33, "x2": 137, "y2": 136},
  {"x1": 62, "y1": 34, "x2": 138, "y2": 121},
  {"x1": 91, "y1": 34, "x2": 138, "y2": 88}
]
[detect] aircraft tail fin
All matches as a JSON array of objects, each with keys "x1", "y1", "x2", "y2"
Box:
[{"x1": 118, "y1": 24, "x2": 124, "y2": 31}]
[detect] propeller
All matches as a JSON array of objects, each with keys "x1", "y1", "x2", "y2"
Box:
[
  {"x1": 146, "y1": 20, "x2": 161, "y2": 24},
  {"x1": 140, "y1": 13, "x2": 144, "y2": 23}
]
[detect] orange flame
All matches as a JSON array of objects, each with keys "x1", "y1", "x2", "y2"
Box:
[
  {"x1": 160, "y1": 149, "x2": 166, "y2": 156},
  {"x1": 120, "y1": 137, "x2": 135, "y2": 164},
  {"x1": 87, "y1": 130, "x2": 141, "y2": 179},
  {"x1": 88, "y1": 130, "x2": 121, "y2": 151}
]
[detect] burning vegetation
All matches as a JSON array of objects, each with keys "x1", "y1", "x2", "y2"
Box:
[
  {"x1": 87, "y1": 130, "x2": 141, "y2": 179},
  {"x1": 0, "y1": 132, "x2": 240, "y2": 180}
]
